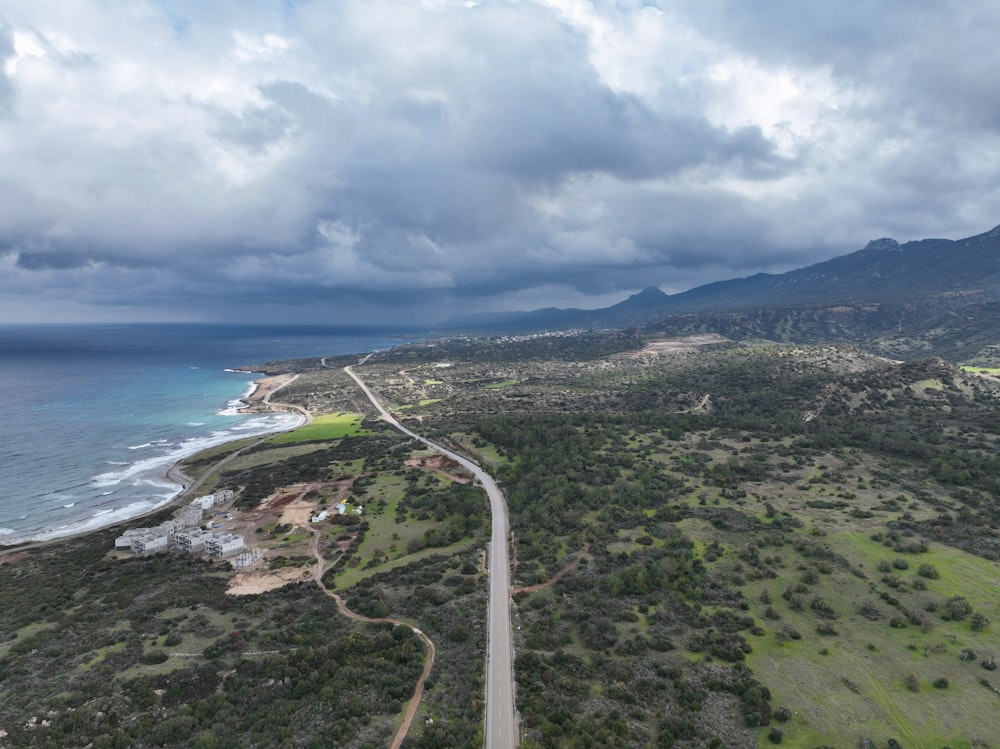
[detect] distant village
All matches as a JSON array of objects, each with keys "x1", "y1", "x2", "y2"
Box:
[{"x1": 113, "y1": 489, "x2": 259, "y2": 567}]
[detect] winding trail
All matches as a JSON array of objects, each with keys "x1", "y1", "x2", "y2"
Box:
[
  {"x1": 510, "y1": 544, "x2": 590, "y2": 596},
  {"x1": 304, "y1": 522, "x2": 436, "y2": 749},
  {"x1": 343, "y1": 364, "x2": 518, "y2": 748}
]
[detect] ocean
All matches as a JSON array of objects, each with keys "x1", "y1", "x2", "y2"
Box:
[{"x1": 0, "y1": 323, "x2": 412, "y2": 545}]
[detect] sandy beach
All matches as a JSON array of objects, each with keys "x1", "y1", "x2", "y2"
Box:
[
  {"x1": 237, "y1": 374, "x2": 299, "y2": 412},
  {"x1": 165, "y1": 372, "x2": 310, "y2": 497},
  {"x1": 1, "y1": 371, "x2": 308, "y2": 557}
]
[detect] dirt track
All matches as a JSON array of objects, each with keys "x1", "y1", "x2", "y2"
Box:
[
  {"x1": 305, "y1": 523, "x2": 436, "y2": 749},
  {"x1": 511, "y1": 543, "x2": 590, "y2": 595}
]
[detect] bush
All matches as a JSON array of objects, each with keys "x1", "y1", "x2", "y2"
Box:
[
  {"x1": 139, "y1": 650, "x2": 169, "y2": 665},
  {"x1": 942, "y1": 596, "x2": 973, "y2": 621},
  {"x1": 933, "y1": 677, "x2": 949, "y2": 689},
  {"x1": 768, "y1": 727, "x2": 783, "y2": 744},
  {"x1": 917, "y1": 563, "x2": 940, "y2": 579}
]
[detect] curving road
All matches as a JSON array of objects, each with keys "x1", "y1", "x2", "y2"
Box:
[{"x1": 343, "y1": 366, "x2": 517, "y2": 748}]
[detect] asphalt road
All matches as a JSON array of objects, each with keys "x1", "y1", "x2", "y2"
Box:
[{"x1": 343, "y1": 366, "x2": 518, "y2": 748}]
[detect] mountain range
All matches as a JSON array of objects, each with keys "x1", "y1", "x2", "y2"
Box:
[{"x1": 446, "y1": 223, "x2": 1000, "y2": 363}]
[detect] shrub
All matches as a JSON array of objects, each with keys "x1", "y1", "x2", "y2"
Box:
[
  {"x1": 942, "y1": 596, "x2": 973, "y2": 621},
  {"x1": 933, "y1": 677, "x2": 949, "y2": 689},
  {"x1": 917, "y1": 563, "x2": 940, "y2": 579},
  {"x1": 139, "y1": 650, "x2": 169, "y2": 665},
  {"x1": 768, "y1": 727, "x2": 783, "y2": 744}
]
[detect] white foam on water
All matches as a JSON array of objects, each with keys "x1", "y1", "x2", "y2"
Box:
[
  {"x1": 3, "y1": 377, "x2": 303, "y2": 546},
  {"x1": 25, "y1": 499, "x2": 170, "y2": 544}
]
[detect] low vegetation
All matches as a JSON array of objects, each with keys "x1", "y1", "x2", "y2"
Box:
[
  {"x1": 269, "y1": 411, "x2": 371, "y2": 444},
  {"x1": 3, "y1": 330, "x2": 1000, "y2": 748}
]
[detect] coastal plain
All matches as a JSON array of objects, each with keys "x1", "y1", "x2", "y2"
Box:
[{"x1": 2, "y1": 331, "x2": 1000, "y2": 748}]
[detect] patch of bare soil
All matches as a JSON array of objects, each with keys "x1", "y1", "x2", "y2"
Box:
[
  {"x1": 512, "y1": 544, "x2": 590, "y2": 594},
  {"x1": 635, "y1": 334, "x2": 732, "y2": 355},
  {"x1": 228, "y1": 566, "x2": 313, "y2": 596},
  {"x1": 220, "y1": 482, "x2": 334, "y2": 595},
  {"x1": 0, "y1": 551, "x2": 28, "y2": 566},
  {"x1": 404, "y1": 454, "x2": 471, "y2": 483}
]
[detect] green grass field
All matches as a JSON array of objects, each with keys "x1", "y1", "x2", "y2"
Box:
[
  {"x1": 485, "y1": 380, "x2": 520, "y2": 389},
  {"x1": 740, "y1": 530, "x2": 1000, "y2": 748},
  {"x1": 331, "y1": 471, "x2": 477, "y2": 589},
  {"x1": 269, "y1": 412, "x2": 370, "y2": 444}
]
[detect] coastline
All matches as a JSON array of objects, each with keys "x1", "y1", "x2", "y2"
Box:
[
  {"x1": 0, "y1": 371, "x2": 306, "y2": 555},
  {"x1": 165, "y1": 371, "x2": 309, "y2": 498}
]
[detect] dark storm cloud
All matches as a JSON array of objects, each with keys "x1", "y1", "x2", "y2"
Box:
[
  {"x1": 2, "y1": 1, "x2": 1000, "y2": 323},
  {"x1": 15, "y1": 251, "x2": 92, "y2": 270}
]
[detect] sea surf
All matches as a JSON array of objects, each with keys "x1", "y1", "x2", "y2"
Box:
[{"x1": 0, "y1": 323, "x2": 412, "y2": 545}]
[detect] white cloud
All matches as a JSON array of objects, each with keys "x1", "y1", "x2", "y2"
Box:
[{"x1": 1, "y1": 0, "x2": 999, "y2": 323}]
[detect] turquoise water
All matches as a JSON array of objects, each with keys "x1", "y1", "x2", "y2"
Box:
[{"x1": 0, "y1": 324, "x2": 410, "y2": 544}]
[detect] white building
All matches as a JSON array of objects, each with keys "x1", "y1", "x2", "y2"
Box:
[
  {"x1": 115, "y1": 528, "x2": 147, "y2": 551},
  {"x1": 177, "y1": 505, "x2": 204, "y2": 528},
  {"x1": 311, "y1": 510, "x2": 329, "y2": 523},
  {"x1": 155, "y1": 520, "x2": 181, "y2": 537},
  {"x1": 194, "y1": 489, "x2": 236, "y2": 510},
  {"x1": 116, "y1": 524, "x2": 172, "y2": 553},
  {"x1": 131, "y1": 533, "x2": 168, "y2": 556},
  {"x1": 194, "y1": 495, "x2": 217, "y2": 511},
  {"x1": 206, "y1": 532, "x2": 245, "y2": 558},
  {"x1": 174, "y1": 529, "x2": 213, "y2": 553}
]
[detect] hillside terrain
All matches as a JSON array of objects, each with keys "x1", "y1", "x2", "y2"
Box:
[
  {"x1": 360, "y1": 334, "x2": 1000, "y2": 748},
  {"x1": 448, "y1": 223, "x2": 1000, "y2": 365},
  {"x1": 4, "y1": 330, "x2": 999, "y2": 748}
]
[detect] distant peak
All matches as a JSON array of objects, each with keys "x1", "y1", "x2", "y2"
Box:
[
  {"x1": 864, "y1": 238, "x2": 900, "y2": 251},
  {"x1": 634, "y1": 285, "x2": 669, "y2": 299},
  {"x1": 612, "y1": 286, "x2": 670, "y2": 309}
]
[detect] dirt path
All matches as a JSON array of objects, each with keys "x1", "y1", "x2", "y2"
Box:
[
  {"x1": 510, "y1": 544, "x2": 590, "y2": 595},
  {"x1": 304, "y1": 523, "x2": 436, "y2": 749},
  {"x1": 169, "y1": 373, "x2": 310, "y2": 491}
]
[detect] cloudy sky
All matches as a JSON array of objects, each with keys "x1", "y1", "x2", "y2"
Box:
[{"x1": 2, "y1": 0, "x2": 999, "y2": 324}]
